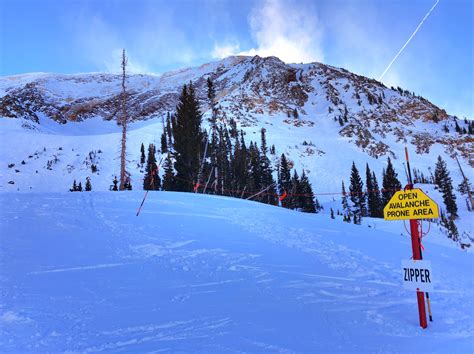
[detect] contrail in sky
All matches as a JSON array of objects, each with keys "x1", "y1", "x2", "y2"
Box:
[{"x1": 379, "y1": 0, "x2": 440, "y2": 81}]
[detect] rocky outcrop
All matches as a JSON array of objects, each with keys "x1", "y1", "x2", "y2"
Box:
[{"x1": 0, "y1": 55, "x2": 472, "y2": 164}]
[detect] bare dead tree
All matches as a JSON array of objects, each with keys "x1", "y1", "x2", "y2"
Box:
[
  {"x1": 119, "y1": 49, "x2": 128, "y2": 190},
  {"x1": 456, "y1": 154, "x2": 473, "y2": 211}
]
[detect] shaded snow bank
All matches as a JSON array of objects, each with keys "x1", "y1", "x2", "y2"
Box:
[{"x1": 0, "y1": 192, "x2": 472, "y2": 352}]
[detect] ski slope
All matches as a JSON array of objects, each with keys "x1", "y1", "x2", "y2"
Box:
[
  {"x1": 1, "y1": 113, "x2": 472, "y2": 247},
  {"x1": 1, "y1": 191, "x2": 472, "y2": 352}
]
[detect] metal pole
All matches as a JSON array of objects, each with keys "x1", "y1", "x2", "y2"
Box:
[
  {"x1": 203, "y1": 166, "x2": 214, "y2": 194},
  {"x1": 136, "y1": 157, "x2": 162, "y2": 216},
  {"x1": 246, "y1": 183, "x2": 275, "y2": 201}
]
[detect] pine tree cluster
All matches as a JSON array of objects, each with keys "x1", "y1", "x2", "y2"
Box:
[
  {"x1": 70, "y1": 177, "x2": 92, "y2": 192},
  {"x1": 341, "y1": 158, "x2": 401, "y2": 224},
  {"x1": 278, "y1": 154, "x2": 320, "y2": 213},
  {"x1": 454, "y1": 118, "x2": 474, "y2": 135},
  {"x1": 138, "y1": 80, "x2": 319, "y2": 213}
]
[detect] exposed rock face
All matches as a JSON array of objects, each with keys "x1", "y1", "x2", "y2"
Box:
[{"x1": 0, "y1": 55, "x2": 472, "y2": 165}]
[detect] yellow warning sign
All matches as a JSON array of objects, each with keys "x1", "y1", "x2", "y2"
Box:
[{"x1": 384, "y1": 188, "x2": 439, "y2": 220}]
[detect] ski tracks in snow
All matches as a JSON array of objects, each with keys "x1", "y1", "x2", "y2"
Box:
[
  {"x1": 81, "y1": 317, "x2": 234, "y2": 352},
  {"x1": 1, "y1": 193, "x2": 473, "y2": 352}
]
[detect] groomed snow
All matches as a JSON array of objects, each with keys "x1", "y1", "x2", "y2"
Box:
[{"x1": 0, "y1": 192, "x2": 472, "y2": 352}]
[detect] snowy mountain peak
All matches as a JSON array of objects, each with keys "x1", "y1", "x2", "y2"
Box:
[
  {"x1": 0, "y1": 55, "x2": 472, "y2": 247},
  {"x1": 0, "y1": 54, "x2": 472, "y2": 174}
]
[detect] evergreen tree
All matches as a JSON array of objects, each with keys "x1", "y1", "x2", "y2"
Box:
[
  {"x1": 143, "y1": 144, "x2": 161, "y2": 190},
  {"x1": 259, "y1": 128, "x2": 277, "y2": 205},
  {"x1": 162, "y1": 152, "x2": 175, "y2": 191},
  {"x1": 77, "y1": 182, "x2": 83, "y2": 192},
  {"x1": 112, "y1": 176, "x2": 118, "y2": 191},
  {"x1": 278, "y1": 154, "x2": 292, "y2": 208},
  {"x1": 124, "y1": 177, "x2": 132, "y2": 190},
  {"x1": 161, "y1": 132, "x2": 168, "y2": 153},
  {"x1": 299, "y1": 170, "x2": 317, "y2": 213},
  {"x1": 382, "y1": 157, "x2": 402, "y2": 207},
  {"x1": 248, "y1": 142, "x2": 263, "y2": 199},
  {"x1": 172, "y1": 83, "x2": 203, "y2": 192},
  {"x1": 289, "y1": 170, "x2": 300, "y2": 210},
  {"x1": 343, "y1": 106, "x2": 349, "y2": 122},
  {"x1": 458, "y1": 178, "x2": 472, "y2": 196},
  {"x1": 260, "y1": 128, "x2": 268, "y2": 155},
  {"x1": 434, "y1": 158, "x2": 443, "y2": 187},
  {"x1": 228, "y1": 117, "x2": 238, "y2": 139},
  {"x1": 293, "y1": 108, "x2": 299, "y2": 119},
  {"x1": 214, "y1": 126, "x2": 231, "y2": 195},
  {"x1": 85, "y1": 177, "x2": 92, "y2": 191},
  {"x1": 231, "y1": 131, "x2": 247, "y2": 195},
  {"x1": 70, "y1": 180, "x2": 77, "y2": 192},
  {"x1": 330, "y1": 208, "x2": 335, "y2": 219},
  {"x1": 349, "y1": 162, "x2": 365, "y2": 223},
  {"x1": 341, "y1": 181, "x2": 350, "y2": 221},
  {"x1": 447, "y1": 219, "x2": 459, "y2": 241},
  {"x1": 314, "y1": 197, "x2": 322, "y2": 212},
  {"x1": 365, "y1": 164, "x2": 375, "y2": 217},
  {"x1": 353, "y1": 213, "x2": 360, "y2": 225},
  {"x1": 455, "y1": 120, "x2": 461, "y2": 133},
  {"x1": 366, "y1": 164, "x2": 382, "y2": 218},
  {"x1": 140, "y1": 143, "x2": 146, "y2": 166},
  {"x1": 372, "y1": 171, "x2": 383, "y2": 217},
  {"x1": 434, "y1": 156, "x2": 458, "y2": 218}
]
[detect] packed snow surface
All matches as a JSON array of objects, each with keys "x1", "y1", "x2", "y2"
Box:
[{"x1": 0, "y1": 192, "x2": 472, "y2": 352}]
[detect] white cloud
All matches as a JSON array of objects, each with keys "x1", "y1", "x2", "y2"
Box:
[
  {"x1": 242, "y1": 0, "x2": 324, "y2": 63},
  {"x1": 213, "y1": 0, "x2": 324, "y2": 64},
  {"x1": 71, "y1": 8, "x2": 196, "y2": 75},
  {"x1": 74, "y1": 15, "x2": 123, "y2": 73},
  {"x1": 212, "y1": 42, "x2": 241, "y2": 59}
]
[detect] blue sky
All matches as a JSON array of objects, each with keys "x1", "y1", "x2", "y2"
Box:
[{"x1": 0, "y1": 0, "x2": 472, "y2": 118}]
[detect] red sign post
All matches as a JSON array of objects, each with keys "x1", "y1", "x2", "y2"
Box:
[
  {"x1": 405, "y1": 148, "x2": 428, "y2": 329},
  {"x1": 384, "y1": 148, "x2": 436, "y2": 328},
  {"x1": 407, "y1": 190, "x2": 428, "y2": 329}
]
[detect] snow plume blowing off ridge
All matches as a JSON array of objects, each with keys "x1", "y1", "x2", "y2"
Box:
[{"x1": 213, "y1": 0, "x2": 324, "y2": 64}]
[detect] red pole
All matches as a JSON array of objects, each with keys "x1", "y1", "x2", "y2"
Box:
[
  {"x1": 408, "y1": 216, "x2": 428, "y2": 329},
  {"x1": 405, "y1": 146, "x2": 428, "y2": 329}
]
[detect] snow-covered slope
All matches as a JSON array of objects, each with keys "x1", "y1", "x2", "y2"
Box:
[
  {"x1": 1, "y1": 112, "x2": 472, "y2": 247},
  {"x1": 1, "y1": 55, "x2": 472, "y2": 187},
  {"x1": 0, "y1": 55, "x2": 472, "y2": 245},
  {"x1": 1, "y1": 192, "x2": 472, "y2": 352}
]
